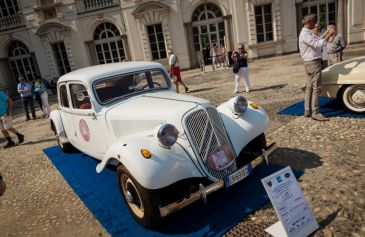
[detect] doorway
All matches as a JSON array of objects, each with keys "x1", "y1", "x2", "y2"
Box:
[{"x1": 191, "y1": 3, "x2": 225, "y2": 66}]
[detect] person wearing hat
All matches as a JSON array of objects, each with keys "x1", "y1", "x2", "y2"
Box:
[
  {"x1": 168, "y1": 48, "x2": 189, "y2": 93},
  {"x1": 299, "y1": 14, "x2": 334, "y2": 121},
  {"x1": 231, "y1": 43, "x2": 250, "y2": 93},
  {"x1": 17, "y1": 76, "x2": 36, "y2": 121}
]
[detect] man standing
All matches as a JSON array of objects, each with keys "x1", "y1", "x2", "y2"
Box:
[
  {"x1": 0, "y1": 90, "x2": 24, "y2": 148},
  {"x1": 17, "y1": 76, "x2": 36, "y2": 121},
  {"x1": 299, "y1": 14, "x2": 333, "y2": 121},
  {"x1": 168, "y1": 48, "x2": 189, "y2": 93},
  {"x1": 327, "y1": 25, "x2": 347, "y2": 66}
]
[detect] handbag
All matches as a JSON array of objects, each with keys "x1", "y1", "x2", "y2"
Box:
[{"x1": 232, "y1": 62, "x2": 240, "y2": 73}]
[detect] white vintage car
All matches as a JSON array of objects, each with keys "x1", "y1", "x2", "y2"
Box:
[
  {"x1": 50, "y1": 61, "x2": 276, "y2": 228},
  {"x1": 322, "y1": 56, "x2": 365, "y2": 113}
]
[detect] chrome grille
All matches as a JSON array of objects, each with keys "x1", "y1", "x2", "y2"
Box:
[{"x1": 185, "y1": 107, "x2": 237, "y2": 180}]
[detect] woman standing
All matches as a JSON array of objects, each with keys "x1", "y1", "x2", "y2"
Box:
[
  {"x1": 232, "y1": 43, "x2": 250, "y2": 93},
  {"x1": 34, "y1": 77, "x2": 51, "y2": 118}
]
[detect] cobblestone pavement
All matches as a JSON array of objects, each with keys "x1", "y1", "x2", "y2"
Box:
[{"x1": 0, "y1": 52, "x2": 364, "y2": 236}]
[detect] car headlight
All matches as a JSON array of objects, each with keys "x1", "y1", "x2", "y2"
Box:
[
  {"x1": 233, "y1": 96, "x2": 248, "y2": 115},
  {"x1": 155, "y1": 124, "x2": 179, "y2": 147}
]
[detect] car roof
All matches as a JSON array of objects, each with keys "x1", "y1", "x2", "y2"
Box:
[{"x1": 58, "y1": 61, "x2": 166, "y2": 84}]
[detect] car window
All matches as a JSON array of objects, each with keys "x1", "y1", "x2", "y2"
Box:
[
  {"x1": 69, "y1": 84, "x2": 92, "y2": 110},
  {"x1": 94, "y1": 69, "x2": 169, "y2": 104},
  {"x1": 59, "y1": 85, "x2": 69, "y2": 108}
]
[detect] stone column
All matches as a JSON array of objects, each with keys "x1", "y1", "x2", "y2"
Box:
[
  {"x1": 337, "y1": 0, "x2": 344, "y2": 34},
  {"x1": 184, "y1": 22, "x2": 196, "y2": 68},
  {"x1": 223, "y1": 15, "x2": 233, "y2": 52}
]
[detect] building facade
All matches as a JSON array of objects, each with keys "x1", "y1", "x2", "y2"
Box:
[{"x1": 0, "y1": 0, "x2": 364, "y2": 96}]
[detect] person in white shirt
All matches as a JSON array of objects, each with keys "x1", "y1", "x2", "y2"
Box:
[
  {"x1": 313, "y1": 23, "x2": 331, "y2": 69},
  {"x1": 299, "y1": 14, "x2": 334, "y2": 121},
  {"x1": 168, "y1": 48, "x2": 189, "y2": 93}
]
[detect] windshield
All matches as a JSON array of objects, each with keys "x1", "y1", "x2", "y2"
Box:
[{"x1": 94, "y1": 69, "x2": 170, "y2": 104}]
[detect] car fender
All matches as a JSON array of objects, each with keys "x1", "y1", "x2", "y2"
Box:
[
  {"x1": 96, "y1": 136, "x2": 204, "y2": 190},
  {"x1": 49, "y1": 109, "x2": 69, "y2": 144},
  {"x1": 217, "y1": 100, "x2": 269, "y2": 155}
]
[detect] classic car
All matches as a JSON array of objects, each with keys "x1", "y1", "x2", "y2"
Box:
[
  {"x1": 50, "y1": 61, "x2": 276, "y2": 228},
  {"x1": 321, "y1": 56, "x2": 365, "y2": 113}
]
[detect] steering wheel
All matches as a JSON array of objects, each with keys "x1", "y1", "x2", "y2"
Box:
[{"x1": 141, "y1": 82, "x2": 161, "y2": 90}]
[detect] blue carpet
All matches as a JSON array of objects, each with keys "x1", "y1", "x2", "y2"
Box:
[
  {"x1": 278, "y1": 97, "x2": 365, "y2": 118},
  {"x1": 44, "y1": 146, "x2": 301, "y2": 237}
]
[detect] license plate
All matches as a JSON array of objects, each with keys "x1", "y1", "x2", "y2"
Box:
[{"x1": 224, "y1": 164, "x2": 252, "y2": 188}]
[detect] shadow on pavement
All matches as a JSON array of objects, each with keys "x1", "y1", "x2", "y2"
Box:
[
  {"x1": 187, "y1": 87, "x2": 216, "y2": 93},
  {"x1": 269, "y1": 147, "x2": 323, "y2": 170},
  {"x1": 22, "y1": 137, "x2": 57, "y2": 145},
  {"x1": 251, "y1": 84, "x2": 287, "y2": 92},
  {"x1": 318, "y1": 209, "x2": 340, "y2": 228}
]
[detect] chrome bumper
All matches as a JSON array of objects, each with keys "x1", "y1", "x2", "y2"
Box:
[{"x1": 159, "y1": 142, "x2": 277, "y2": 217}]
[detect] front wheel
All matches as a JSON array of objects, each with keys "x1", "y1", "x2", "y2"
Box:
[
  {"x1": 341, "y1": 85, "x2": 365, "y2": 113},
  {"x1": 117, "y1": 165, "x2": 162, "y2": 229},
  {"x1": 51, "y1": 122, "x2": 75, "y2": 153}
]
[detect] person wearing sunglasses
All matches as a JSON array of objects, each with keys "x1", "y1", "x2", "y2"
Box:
[{"x1": 231, "y1": 43, "x2": 250, "y2": 93}]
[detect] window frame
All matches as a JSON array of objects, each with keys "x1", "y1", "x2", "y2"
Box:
[
  {"x1": 146, "y1": 24, "x2": 167, "y2": 60},
  {"x1": 93, "y1": 22, "x2": 125, "y2": 65},
  {"x1": 59, "y1": 84, "x2": 70, "y2": 108},
  {"x1": 69, "y1": 83, "x2": 92, "y2": 110},
  {"x1": 52, "y1": 41, "x2": 71, "y2": 76},
  {"x1": 93, "y1": 68, "x2": 171, "y2": 105},
  {"x1": 254, "y1": 4, "x2": 273, "y2": 43},
  {"x1": 0, "y1": 0, "x2": 19, "y2": 17},
  {"x1": 301, "y1": 1, "x2": 337, "y2": 30}
]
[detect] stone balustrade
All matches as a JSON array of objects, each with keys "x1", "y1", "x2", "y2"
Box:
[
  {"x1": 0, "y1": 15, "x2": 25, "y2": 31},
  {"x1": 76, "y1": 0, "x2": 119, "y2": 13}
]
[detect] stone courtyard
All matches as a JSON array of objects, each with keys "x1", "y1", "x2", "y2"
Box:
[{"x1": 0, "y1": 48, "x2": 364, "y2": 236}]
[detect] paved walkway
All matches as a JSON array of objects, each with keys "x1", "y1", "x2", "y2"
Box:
[{"x1": 1, "y1": 49, "x2": 365, "y2": 236}]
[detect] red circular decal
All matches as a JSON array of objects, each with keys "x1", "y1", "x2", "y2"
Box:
[{"x1": 79, "y1": 119, "x2": 90, "y2": 142}]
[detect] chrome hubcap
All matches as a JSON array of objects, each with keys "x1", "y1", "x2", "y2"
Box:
[
  {"x1": 351, "y1": 89, "x2": 365, "y2": 105},
  {"x1": 125, "y1": 190, "x2": 134, "y2": 204},
  {"x1": 121, "y1": 175, "x2": 144, "y2": 218}
]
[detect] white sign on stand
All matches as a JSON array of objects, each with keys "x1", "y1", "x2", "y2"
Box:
[{"x1": 261, "y1": 166, "x2": 319, "y2": 237}]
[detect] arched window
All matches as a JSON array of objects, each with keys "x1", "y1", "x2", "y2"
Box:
[
  {"x1": 192, "y1": 3, "x2": 223, "y2": 22},
  {"x1": 191, "y1": 3, "x2": 225, "y2": 54},
  {"x1": 8, "y1": 41, "x2": 38, "y2": 82},
  {"x1": 94, "y1": 22, "x2": 125, "y2": 64}
]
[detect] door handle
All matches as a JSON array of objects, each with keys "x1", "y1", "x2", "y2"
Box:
[{"x1": 88, "y1": 112, "x2": 97, "y2": 120}]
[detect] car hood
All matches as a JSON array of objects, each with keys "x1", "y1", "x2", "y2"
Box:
[
  {"x1": 322, "y1": 56, "x2": 365, "y2": 84},
  {"x1": 105, "y1": 91, "x2": 209, "y2": 138}
]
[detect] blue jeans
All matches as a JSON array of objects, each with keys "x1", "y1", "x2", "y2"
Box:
[{"x1": 21, "y1": 95, "x2": 36, "y2": 118}]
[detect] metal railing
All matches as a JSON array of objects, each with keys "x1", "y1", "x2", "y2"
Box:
[
  {"x1": 0, "y1": 15, "x2": 24, "y2": 31},
  {"x1": 76, "y1": 0, "x2": 119, "y2": 13}
]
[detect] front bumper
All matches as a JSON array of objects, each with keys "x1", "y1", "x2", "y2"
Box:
[{"x1": 159, "y1": 142, "x2": 277, "y2": 217}]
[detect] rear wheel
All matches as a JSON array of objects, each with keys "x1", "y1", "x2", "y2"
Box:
[
  {"x1": 341, "y1": 85, "x2": 365, "y2": 113},
  {"x1": 117, "y1": 165, "x2": 162, "y2": 229}
]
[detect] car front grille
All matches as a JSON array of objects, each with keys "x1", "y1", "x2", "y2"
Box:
[{"x1": 184, "y1": 107, "x2": 237, "y2": 180}]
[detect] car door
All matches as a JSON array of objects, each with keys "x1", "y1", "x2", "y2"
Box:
[
  {"x1": 58, "y1": 83, "x2": 77, "y2": 145},
  {"x1": 68, "y1": 83, "x2": 107, "y2": 157}
]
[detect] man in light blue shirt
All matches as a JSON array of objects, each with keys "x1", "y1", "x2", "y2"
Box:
[
  {"x1": 0, "y1": 91, "x2": 24, "y2": 148},
  {"x1": 17, "y1": 76, "x2": 36, "y2": 121}
]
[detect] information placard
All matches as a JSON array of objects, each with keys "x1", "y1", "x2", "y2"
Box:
[{"x1": 261, "y1": 166, "x2": 318, "y2": 237}]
